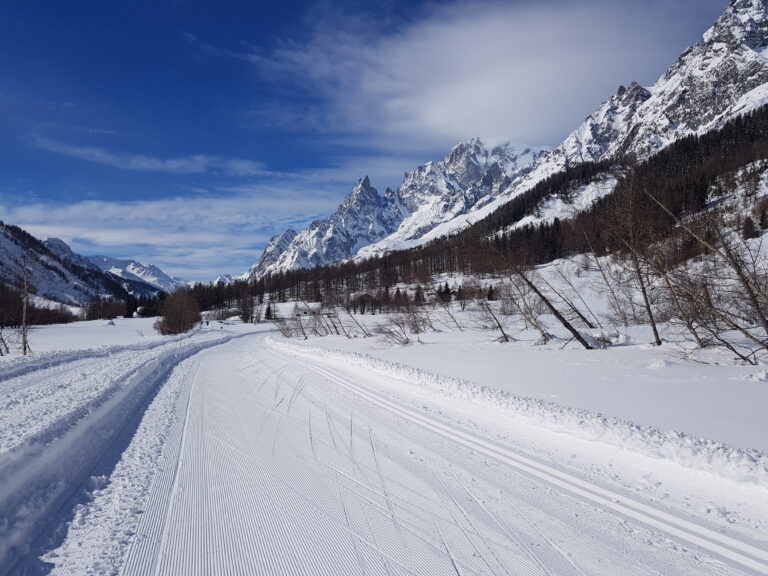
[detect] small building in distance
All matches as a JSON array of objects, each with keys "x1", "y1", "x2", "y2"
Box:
[{"x1": 270, "y1": 301, "x2": 323, "y2": 320}]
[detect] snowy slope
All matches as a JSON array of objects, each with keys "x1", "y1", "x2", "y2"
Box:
[
  {"x1": 254, "y1": 0, "x2": 768, "y2": 272},
  {"x1": 0, "y1": 224, "x2": 124, "y2": 305},
  {"x1": 87, "y1": 255, "x2": 185, "y2": 294}
]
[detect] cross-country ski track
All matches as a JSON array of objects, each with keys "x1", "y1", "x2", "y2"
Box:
[{"x1": 3, "y1": 328, "x2": 767, "y2": 575}]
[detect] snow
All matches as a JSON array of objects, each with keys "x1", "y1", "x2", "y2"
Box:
[
  {"x1": 2, "y1": 285, "x2": 767, "y2": 575},
  {"x1": 20, "y1": 325, "x2": 767, "y2": 575},
  {"x1": 507, "y1": 175, "x2": 619, "y2": 232},
  {"x1": 270, "y1": 328, "x2": 768, "y2": 459},
  {"x1": 726, "y1": 81, "x2": 768, "y2": 118},
  {"x1": 0, "y1": 319, "x2": 259, "y2": 573},
  {"x1": 8, "y1": 317, "x2": 165, "y2": 354}
]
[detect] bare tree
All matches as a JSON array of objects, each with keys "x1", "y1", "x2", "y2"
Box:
[
  {"x1": 550, "y1": 267, "x2": 600, "y2": 329},
  {"x1": 607, "y1": 188, "x2": 662, "y2": 346},
  {"x1": 18, "y1": 251, "x2": 32, "y2": 355},
  {"x1": 511, "y1": 266, "x2": 593, "y2": 349},
  {"x1": 582, "y1": 242, "x2": 628, "y2": 328},
  {"x1": 377, "y1": 314, "x2": 411, "y2": 345},
  {"x1": 503, "y1": 276, "x2": 553, "y2": 345},
  {"x1": 646, "y1": 192, "x2": 768, "y2": 338},
  {"x1": 155, "y1": 290, "x2": 201, "y2": 335},
  {"x1": 434, "y1": 295, "x2": 463, "y2": 332},
  {"x1": 473, "y1": 297, "x2": 513, "y2": 343}
]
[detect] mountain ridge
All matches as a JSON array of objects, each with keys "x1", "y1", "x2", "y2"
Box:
[
  {"x1": 0, "y1": 223, "x2": 179, "y2": 305},
  {"x1": 247, "y1": 0, "x2": 768, "y2": 278}
]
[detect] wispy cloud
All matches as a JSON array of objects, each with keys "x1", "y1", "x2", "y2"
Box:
[
  {"x1": 30, "y1": 134, "x2": 266, "y2": 175},
  {"x1": 0, "y1": 182, "x2": 345, "y2": 280},
  {"x1": 237, "y1": 0, "x2": 725, "y2": 151}
]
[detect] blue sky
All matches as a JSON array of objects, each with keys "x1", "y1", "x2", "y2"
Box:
[{"x1": 0, "y1": 0, "x2": 727, "y2": 280}]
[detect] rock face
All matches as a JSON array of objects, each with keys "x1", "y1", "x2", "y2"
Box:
[
  {"x1": 250, "y1": 142, "x2": 543, "y2": 277},
  {"x1": 248, "y1": 176, "x2": 402, "y2": 277},
  {"x1": 556, "y1": 0, "x2": 768, "y2": 165},
  {"x1": 250, "y1": 0, "x2": 768, "y2": 277},
  {"x1": 382, "y1": 140, "x2": 544, "y2": 243}
]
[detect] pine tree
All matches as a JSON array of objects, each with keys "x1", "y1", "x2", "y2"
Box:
[{"x1": 742, "y1": 215, "x2": 759, "y2": 239}]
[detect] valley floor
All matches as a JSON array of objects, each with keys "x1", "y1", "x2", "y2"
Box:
[{"x1": 0, "y1": 319, "x2": 767, "y2": 575}]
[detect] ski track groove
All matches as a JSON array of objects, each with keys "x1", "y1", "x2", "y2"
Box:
[
  {"x1": 43, "y1": 333, "x2": 765, "y2": 576},
  {"x1": 272, "y1": 343, "x2": 768, "y2": 576},
  {"x1": 0, "y1": 330, "x2": 251, "y2": 575}
]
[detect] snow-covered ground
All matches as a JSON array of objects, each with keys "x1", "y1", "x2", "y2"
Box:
[
  {"x1": 0, "y1": 318, "x2": 258, "y2": 574},
  {"x1": 289, "y1": 319, "x2": 768, "y2": 453},
  {"x1": 1, "y1": 311, "x2": 767, "y2": 575}
]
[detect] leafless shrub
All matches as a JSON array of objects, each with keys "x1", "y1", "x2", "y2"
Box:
[
  {"x1": 155, "y1": 290, "x2": 201, "y2": 335},
  {"x1": 473, "y1": 299, "x2": 513, "y2": 343},
  {"x1": 377, "y1": 314, "x2": 411, "y2": 346}
]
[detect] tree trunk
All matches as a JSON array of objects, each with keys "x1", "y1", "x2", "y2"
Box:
[
  {"x1": 513, "y1": 267, "x2": 593, "y2": 350},
  {"x1": 631, "y1": 252, "x2": 662, "y2": 346}
]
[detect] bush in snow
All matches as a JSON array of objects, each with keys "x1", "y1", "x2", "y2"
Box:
[{"x1": 154, "y1": 290, "x2": 201, "y2": 335}]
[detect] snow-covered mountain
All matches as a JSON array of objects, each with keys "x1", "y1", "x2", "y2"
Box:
[
  {"x1": 213, "y1": 274, "x2": 236, "y2": 286},
  {"x1": 249, "y1": 143, "x2": 543, "y2": 278},
  {"x1": 557, "y1": 0, "x2": 768, "y2": 165},
  {"x1": 0, "y1": 225, "x2": 124, "y2": 305},
  {"x1": 249, "y1": 0, "x2": 768, "y2": 277},
  {"x1": 87, "y1": 255, "x2": 185, "y2": 295},
  {"x1": 382, "y1": 140, "x2": 544, "y2": 242},
  {"x1": 0, "y1": 223, "x2": 181, "y2": 305},
  {"x1": 249, "y1": 176, "x2": 403, "y2": 277}
]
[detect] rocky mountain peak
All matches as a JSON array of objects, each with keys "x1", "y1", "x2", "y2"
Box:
[
  {"x1": 43, "y1": 237, "x2": 73, "y2": 257},
  {"x1": 617, "y1": 82, "x2": 651, "y2": 107},
  {"x1": 44, "y1": 237, "x2": 99, "y2": 271},
  {"x1": 446, "y1": 138, "x2": 485, "y2": 171},
  {"x1": 341, "y1": 176, "x2": 378, "y2": 209},
  {"x1": 709, "y1": 0, "x2": 768, "y2": 49}
]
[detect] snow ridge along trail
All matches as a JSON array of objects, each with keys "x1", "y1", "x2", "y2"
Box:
[
  {"x1": 0, "y1": 326, "x2": 250, "y2": 575},
  {"x1": 275, "y1": 344, "x2": 768, "y2": 575},
  {"x1": 53, "y1": 332, "x2": 767, "y2": 575}
]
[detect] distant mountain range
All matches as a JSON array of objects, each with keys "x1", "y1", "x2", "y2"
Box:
[
  {"x1": 0, "y1": 222, "x2": 182, "y2": 305},
  {"x1": 86, "y1": 255, "x2": 186, "y2": 295},
  {"x1": 246, "y1": 0, "x2": 768, "y2": 278}
]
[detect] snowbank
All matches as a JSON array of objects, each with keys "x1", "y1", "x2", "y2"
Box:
[{"x1": 269, "y1": 338, "x2": 768, "y2": 487}]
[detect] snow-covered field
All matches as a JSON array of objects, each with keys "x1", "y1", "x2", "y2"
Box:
[{"x1": 1, "y1": 314, "x2": 767, "y2": 575}]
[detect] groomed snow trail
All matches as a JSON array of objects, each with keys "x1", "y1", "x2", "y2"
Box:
[
  {"x1": 0, "y1": 327, "x2": 250, "y2": 575},
  {"x1": 61, "y1": 333, "x2": 767, "y2": 576}
]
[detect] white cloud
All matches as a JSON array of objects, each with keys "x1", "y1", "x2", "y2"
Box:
[
  {"x1": 30, "y1": 134, "x2": 266, "y2": 175},
  {"x1": 1, "y1": 183, "x2": 345, "y2": 280},
  {"x1": 248, "y1": 0, "x2": 725, "y2": 150}
]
